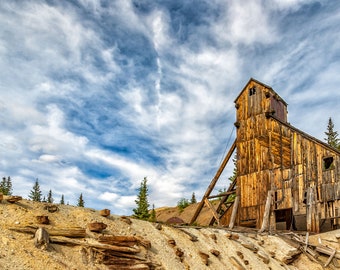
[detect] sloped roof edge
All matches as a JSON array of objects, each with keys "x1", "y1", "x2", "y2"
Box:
[
  {"x1": 270, "y1": 115, "x2": 340, "y2": 155},
  {"x1": 234, "y1": 78, "x2": 288, "y2": 106}
]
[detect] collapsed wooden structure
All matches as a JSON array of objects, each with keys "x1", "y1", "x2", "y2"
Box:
[{"x1": 191, "y1": 78, "x2": 340, "y2": 233}]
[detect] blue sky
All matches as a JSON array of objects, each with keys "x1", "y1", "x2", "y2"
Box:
[{"x1": 1, "y1": 0, "x2": 340, "y2": 215}]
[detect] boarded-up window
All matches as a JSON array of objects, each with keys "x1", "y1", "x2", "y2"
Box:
[{"x1": 270, "y1": 96, "x2": 286, "y2": 122}]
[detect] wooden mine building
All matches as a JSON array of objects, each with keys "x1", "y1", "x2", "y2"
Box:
[{"x1": 191, "y1": 78, "x2": 340, "y2": 233}]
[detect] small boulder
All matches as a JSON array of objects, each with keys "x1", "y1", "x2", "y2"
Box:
[
  {"x1": 99, "y1": 209, "x2": 110, "y2": 217},
  {"x1": 36, "y1": 215, "x2": 49, "y2": 225},
  {"x1": 88, "y1": 222, "x2": 107, "y2": 232}
]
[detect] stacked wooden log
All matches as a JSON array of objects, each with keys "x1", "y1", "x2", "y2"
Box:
[
  {"x1": 96, "y1": 235, "x2": 153, "y2": 269},
  {"x1": 9, "y1": 225, "x2": 155, "y2": 269}
]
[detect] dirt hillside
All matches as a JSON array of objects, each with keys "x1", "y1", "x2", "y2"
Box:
[{"x1": 0, "y1": 196, "x2": 339, "y2": 269}]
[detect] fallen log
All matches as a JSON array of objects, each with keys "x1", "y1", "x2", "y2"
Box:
[
  {"x1": 9, "y1": 226, "x2": 86, "y2": 238},
  {"x1": 102, "y1": 257, "x2": 147, "y2": 266},
  {"x1": 98, "y1": 235, "x2": 151, "y2": 249},
  {"x1": 50, "y1": 236, "x2": 141, "y2": 253},
  {"x1": 97, "y1": 249, "x2": 147, "y2": 261},
  {"x1": 98, "y1": 235, "x2": 138, "y2": 247},
  {"x1": 106, "y1": 264, "x2": 149, "y2": 270}
]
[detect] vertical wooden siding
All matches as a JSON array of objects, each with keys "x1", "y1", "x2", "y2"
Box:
[{"x1": 232, "y1": 79, "x2": 340, "y2": 232}]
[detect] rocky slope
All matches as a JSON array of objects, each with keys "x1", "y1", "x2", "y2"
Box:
[{"x1": 0, "y1": 196, "x2": 339, "y2": 269}]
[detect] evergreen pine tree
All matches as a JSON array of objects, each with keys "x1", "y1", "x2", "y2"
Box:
[
  {"x1": 77, "y1": 193, "x2": 84, "y2": 207},
  {"x1": 190, "y1": 192, "x2": 197, "y2": 204},
  {"x1": 0, "y1": 176, "x2": 12, "y2": 195},
  {"x1": 324, "y1": 117, "x2": 340, "y2": 149},
  {"x1": 28, "y1": 179, "x2": 42, "y2": 202},
  {"x1": 133, "y1": 177, "x2": 150, "y2": 220},
  {"x1": 60, "y1": 194, "x2": 65, "y2": 205},
  {"x1": 0, "y1": 177, "x2": 5, "y2": 194},
  {"x1": 149, "y1": 204, "x2": 156, "y2": 222},
  {"x1": 47, "y1": 189, "x2": 53, "y2": 203},
  {"x1": 6, "y1": 177, "x2": 12, "y2": 195}
]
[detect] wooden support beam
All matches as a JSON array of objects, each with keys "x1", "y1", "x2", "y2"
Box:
[
  {"x1": 324, "y1": 248, "x2": 336, "y2": 267},
  {"x1": 207, "y1": 190, "x2": 235, "y2": 199},
  {"x1": 209, "y1": 180, "x2": 237, "y2": 226},
  {"x1": 204, "y1": 198, "x2": 220, "y2": 226},
  {"x1": 229, "y1": 195, "x2": 240, "y2": 229},
  {"x1": 190, "y1": 139, "x2": 236, "y2": 224},
  {"x1": 259, "y1": 190, "x2": 273, "y2": 232}
]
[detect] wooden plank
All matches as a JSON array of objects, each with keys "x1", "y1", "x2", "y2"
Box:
[
  {"x1": 259, "y1": 190, "x2": 273, "y2": 232},
  {"x1": 9, "y1": 226, "x2": 86, "y2": 238},
  {"x1": 207, "y1": 190, "x2": 235, "y2": 199},
  {"x1": 229, "y1": 196, "x2": 240, "y2": 229},
  {"x1": 50, "y1": 236, "x2": 141, "y2": 253},
  {"x1": 324, "y1": 248, "x2": 336, "y2": 267},
  {"x1": 204, "y1": 198, "x2": 220, "y2": 226}
]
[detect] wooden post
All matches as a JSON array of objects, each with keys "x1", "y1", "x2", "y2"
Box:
[
  {"x1": 229, "y1": 195, "x2": 239, "y2": 229},
  {"x1": 306, "y1": 187, "x2": 313, "y2": 232},
  {"x1": 259, "y1": 190, "x2": 273, "y2": 232},
  {"x1": 190, "y1": 139, "x2": 236, "y2": 224},
  {"x1": 204, "y1": 198, "x2": 220, "y2": 226}
]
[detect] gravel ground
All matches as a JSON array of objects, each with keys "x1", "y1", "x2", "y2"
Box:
[{"x1": 0, "y1": 197, "x2": 334, "y2": 269}]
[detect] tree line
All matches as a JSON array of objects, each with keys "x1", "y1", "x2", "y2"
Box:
[
  {"x1": 28, "y1": 179, "x2": 85, "y2": 207},
  {"x1": 0, "y1": 177, "x2": 84, "y2": 207}
]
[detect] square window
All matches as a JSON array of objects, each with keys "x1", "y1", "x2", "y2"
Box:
[
  {"x1": 323, "y1": 156, "x2": 334, "y2": 170},
  {"x1": 249, "y1": 86, "x2": 256, "y2": 96}
]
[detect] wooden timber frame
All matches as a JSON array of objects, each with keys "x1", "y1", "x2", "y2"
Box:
[
  {"x1": 190, "y1": 140, "x2": 236, "y2": 226},
  {"x1": 192, "y1": 78, "x2": 340, "y2": 233}
]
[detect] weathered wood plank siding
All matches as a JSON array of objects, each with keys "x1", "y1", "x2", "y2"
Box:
[{"x1": 230, "y1": 78, "x2": 340, "y2": 232}]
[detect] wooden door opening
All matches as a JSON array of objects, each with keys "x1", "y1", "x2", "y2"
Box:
[{"x1": 275, "y1": 208, "x2": 296, "y2": 230}]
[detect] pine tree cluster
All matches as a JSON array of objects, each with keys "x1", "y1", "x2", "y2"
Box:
[
  {"x1": 27, "y1": 179, "x2": 83, "y2": 206},
  {"x1": 0, "y1": 177, "x2": 12, "y2": 195}
]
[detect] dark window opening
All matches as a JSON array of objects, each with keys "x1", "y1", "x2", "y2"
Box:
[
  {"x1": 323, "y1": 157, "x2": 334, "y2": 170},
  {"x1": 303, "y1": 191, "x2": 307, "y2": 204},
  {"x1": 249, "y1": 86, "x2": 256, "y2": 96}
]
